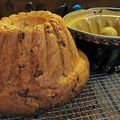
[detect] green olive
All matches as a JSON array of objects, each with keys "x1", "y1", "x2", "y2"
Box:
[{"x1": 101, "y1": 27, "x2": 118, "y2": 36}]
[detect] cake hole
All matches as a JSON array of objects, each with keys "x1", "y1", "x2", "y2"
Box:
[
  {"x1": 30, "y1": 49, "x2": 33, "y2": 53},
  {"x1": 62, "y1": 73, "x2": 67, "y2": 77},
  {"x1": 17, "y1": 32, "x2": 25, "y2": 43},
  {"x1": 34, "y1": 69, "x2": 43, "y2": 78},
  {"x1": 28, "y1": 96, "x2": 39, "y2": 100},
  {"x1": 57, "y1": 41, "x2": 66, "y2": 47},
  {"x1": 46, "y1": 25, "x2": 50, "y2": 29}
]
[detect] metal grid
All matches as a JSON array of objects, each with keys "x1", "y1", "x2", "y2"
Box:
[
  {"x1": 38, "y1": 73, "x2": 120, "y2": 120},
  {"x1": 1, "y1": 73, "x2": 120, "y2": 120}
]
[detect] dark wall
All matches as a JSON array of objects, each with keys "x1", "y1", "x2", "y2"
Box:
[{"x1": 0, "y1": 0, "x2": 120, "y2": 17}]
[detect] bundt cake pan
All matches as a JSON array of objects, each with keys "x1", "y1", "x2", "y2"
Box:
[
  {"x1": 63, "y1": 8, "x2": 120, "y2": 72},
  {"x1": 0, "y1": 11, "x2": 89, "y2": 117}
]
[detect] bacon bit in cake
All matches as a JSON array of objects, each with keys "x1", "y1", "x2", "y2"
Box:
[
  {"x1": 76, "y1": 75, "x2": 82, "y2": 83},
  {"x1": 46, "y1": 25, "x2": 53, "y2": 34},
  {"x1": 18, "y1": 76, "x2": 22, "y2": 81},
  {"x1": 18, "y1": 64, "x2": 26, "y2": 73},
  {"x1": 34, "y1": 69, "x2": 43, "y2": 77},
  {"x1": 46, "y1": 25, "x2": 50, "y2": 29},
  {"x1": 4, "y1": 26, "x2": 9, "y2": 29},
  {"x1": 18, "y1": 89, "x2": 39, "y2": 100},
  {"x1": 76, "y1": 76, "x2": 79, "y2": 83},
  {"x1": 18, "y1": 88, "x2": 29, "y2": 97},
  {"x1": 71, "y1": 82, "x2": 77, "y2": 92},
  {"x1": 17, "y1": 32, "x2": 25, "y2": 43},
  {"x1": 57, "y1": 41, "x2": 66, "y2": 47},
  {"x1": 30, "y1": 49, "x2": 33, "y2": 53},
  {"x1": 18, "y1": 64, "x2": 26, "y2": 69}
]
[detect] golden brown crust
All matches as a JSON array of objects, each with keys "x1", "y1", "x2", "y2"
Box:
[{"x1": 0, "y1": 11, "x2": 89, "y2": 117}]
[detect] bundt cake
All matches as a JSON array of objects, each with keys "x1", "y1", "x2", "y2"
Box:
[{"x1": 0, "y1": 11, "x2": 89, "y2": 117}]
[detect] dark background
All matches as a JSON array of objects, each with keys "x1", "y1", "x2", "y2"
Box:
[{"x1": 0, "y1": 0, "x2": 120, "y2": 18}]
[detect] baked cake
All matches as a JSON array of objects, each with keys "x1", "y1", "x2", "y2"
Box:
[{"x1": 0, "y1": 11, "x2": 89, "y2": 117}]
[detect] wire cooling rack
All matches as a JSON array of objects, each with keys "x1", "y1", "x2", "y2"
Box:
[{"x1": 1, "y1": 73, "x2": 120, "y2": 120}]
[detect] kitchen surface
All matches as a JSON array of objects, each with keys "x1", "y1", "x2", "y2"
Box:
[{"x1": 0, "y1": 0, "x2": 120, "y2": 120}]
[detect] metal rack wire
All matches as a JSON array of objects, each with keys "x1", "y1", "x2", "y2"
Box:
[
  {"x1": 38, "y1": 73, "x2": 120, "y2": 120},
  {"x1": 1, "y1": 73, "x2": 120, "y2": 120}
]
